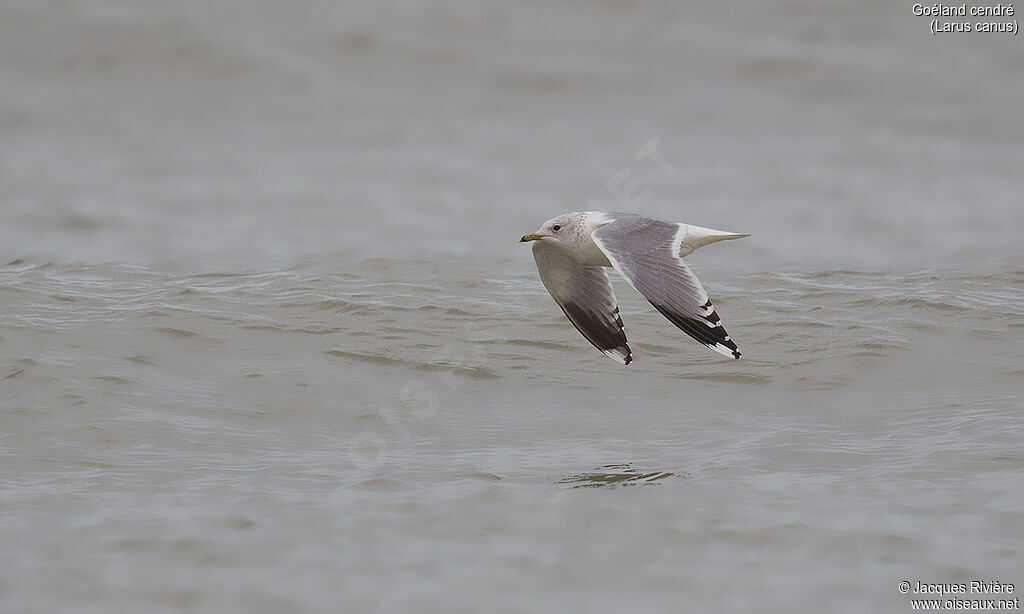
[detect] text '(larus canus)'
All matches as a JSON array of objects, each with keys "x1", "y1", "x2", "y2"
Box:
[{"x1": 520, "y1": 211, "x2": 749, "y2": 364}]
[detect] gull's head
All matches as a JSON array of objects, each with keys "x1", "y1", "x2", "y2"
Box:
[{"x1": 519, "y1": 214, "x2": 578, "y2": 244}]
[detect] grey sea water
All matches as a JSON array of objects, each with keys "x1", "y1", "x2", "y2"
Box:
[{"x1": 1, "y1": 1, "x2": 1022, "y2": 612}]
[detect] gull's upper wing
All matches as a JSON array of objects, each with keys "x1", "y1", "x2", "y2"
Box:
[
  {"x1": 591, "y1": 216, "x2": 741, "y2": 359},
  {"x1": 531, "y1": 241, "x2": 632, "y2": 364}
]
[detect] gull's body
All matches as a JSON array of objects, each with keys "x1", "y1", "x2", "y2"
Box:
[{"x1": 520, "y1": 211, "x2": 749, "y2": 364}]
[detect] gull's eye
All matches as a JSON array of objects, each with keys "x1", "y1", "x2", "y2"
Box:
[{"x1": 552, "y1": 225, "x2": 561, "y2": 232}]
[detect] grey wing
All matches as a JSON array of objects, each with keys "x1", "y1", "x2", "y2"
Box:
[
  {"x1": 532, "y1": 241, "x2": 632, "y2": 364},
  {"x1": 591, "y1": 217, "x2": 741, "y2": 359}
]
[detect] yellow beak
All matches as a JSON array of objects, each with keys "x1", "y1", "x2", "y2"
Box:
[{"x1": 520, "y1": 233, "x2": 543, "y2": 243}]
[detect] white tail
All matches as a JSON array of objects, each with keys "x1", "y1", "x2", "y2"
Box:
[{"x1": 677, "y1": 224, "x2": 750, "y2": 257}]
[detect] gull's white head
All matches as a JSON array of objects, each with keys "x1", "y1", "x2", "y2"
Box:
[{"x1": 519, "y1": 212, "x2": 589, "y2": 244}]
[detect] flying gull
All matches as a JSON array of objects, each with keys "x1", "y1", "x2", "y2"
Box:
[{"x1": 520, "y1": 211, "x2": 749, "y2": 364}]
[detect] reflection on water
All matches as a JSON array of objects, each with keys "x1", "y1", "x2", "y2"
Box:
[
  {"x1": 558, "y1": 463, "x2": 682, "y2": 489},
  {"x1": 2, "y1": 0, "x2": 1023, "y2": 610}
]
